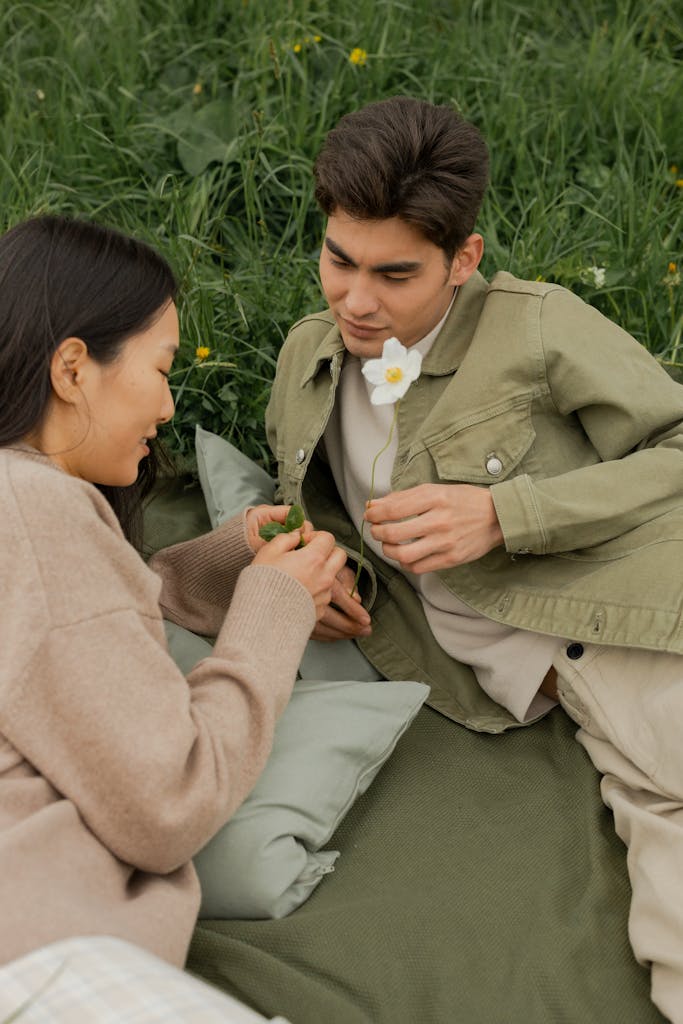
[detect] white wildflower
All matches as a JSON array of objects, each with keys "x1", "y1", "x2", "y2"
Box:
[{"x1": 361, "y1": 337, "x2": 422, "y2": 405}]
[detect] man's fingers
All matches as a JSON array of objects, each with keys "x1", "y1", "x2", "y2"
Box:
[
  {"x1": 365, "y1": 484, "x2": 437, "y2": 524},
  {"x1": 330, "y1": 579, "x2": 371, "y2": 623},
  {"x1": 313, "y1": 616, "x2": 371, "y2": 641},
  {"x1": 380, "y1": 536, "x2": 440, "y2": 566}
]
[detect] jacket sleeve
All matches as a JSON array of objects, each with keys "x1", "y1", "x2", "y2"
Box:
[{"x1": 491, "y1": 287, "x2": 683, "y2": 555}]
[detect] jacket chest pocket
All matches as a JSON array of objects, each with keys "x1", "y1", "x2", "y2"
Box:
[{"x1": 420, "y1": 400, "x2": 536, "y2": 485}]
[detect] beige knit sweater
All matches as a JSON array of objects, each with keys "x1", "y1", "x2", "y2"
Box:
[{"x1": 0, "y1": 446, "x2": 315, "y2": 967}]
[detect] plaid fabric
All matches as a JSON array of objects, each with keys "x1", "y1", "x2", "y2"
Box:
[{"x1": 0, "y1": 936, "x2": 291, "y2": 1023}]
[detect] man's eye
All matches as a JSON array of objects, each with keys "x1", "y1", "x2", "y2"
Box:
[
  {"x1": 384, "y1": 275, "x2": 410, "y2": 283},
  {"x1": 330, "y1": 258, "x2": 351, "y2": 269}
]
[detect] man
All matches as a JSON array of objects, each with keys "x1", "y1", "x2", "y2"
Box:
[{"x1": 265, "y1": 96, "x2": 683, "y2": 1020}]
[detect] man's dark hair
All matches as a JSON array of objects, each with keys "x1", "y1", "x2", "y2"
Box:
[{"x1": 314, "y1": 96, "x2": 489, "y2": 260}]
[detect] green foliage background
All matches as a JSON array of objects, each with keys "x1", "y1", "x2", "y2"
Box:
[{"x1": 1, "y1": 0, "x2": 681, "y2": 472}]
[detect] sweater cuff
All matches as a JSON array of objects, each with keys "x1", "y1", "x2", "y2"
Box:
[
  {"x1": 151, "y1": 513, "x2": 255, "y2": 634},
  {"x1": 214, "y1": 564, "x2": 316, "y2": 712},
  {"x1": 491, "y1": 475, "x2": 548, "y2": 555}
]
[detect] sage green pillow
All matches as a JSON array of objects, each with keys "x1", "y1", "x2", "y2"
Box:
[
  {"x1": 195, "y1": 424, "x2": 274, "y2": 528},
  {"x1": 184, "y1": 428, "x2": 430, "y2": 917},
  {"x1": 164, "y1": 621, "x2": 428, "y2": 919}
]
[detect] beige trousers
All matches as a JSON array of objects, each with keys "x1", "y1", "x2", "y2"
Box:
[{"x1": 553, "y1": 642, "x2": 683, "y2": 1024}]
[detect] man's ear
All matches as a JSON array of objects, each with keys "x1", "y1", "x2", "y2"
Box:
[
  {"x1": 49, "y1": 337, "x2": 89, "y2": 403},
  {"x1": 448, "y1": 233, "x2": 484, "y2": 287}
]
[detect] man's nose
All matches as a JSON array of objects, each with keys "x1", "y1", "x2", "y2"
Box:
[{"x1": 344, "y1": 275, "x2": 380, "y2": 318}]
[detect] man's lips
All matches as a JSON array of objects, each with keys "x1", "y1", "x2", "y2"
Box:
[{"x1": 340, "y1": 316, "x2": 387, "y2": 339}]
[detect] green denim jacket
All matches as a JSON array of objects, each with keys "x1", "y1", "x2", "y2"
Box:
[{"x1": 266, "y1": 271, "x2": 683, "y2": 732}]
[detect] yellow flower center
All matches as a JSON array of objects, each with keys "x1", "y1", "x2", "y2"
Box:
[{"x1": 385, "y1": 366, "x2": 403, "y2": 384}]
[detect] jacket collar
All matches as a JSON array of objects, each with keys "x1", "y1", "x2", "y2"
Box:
[
  {"x1": 421, "y1": 270, "x2": 489, "y2": 376},
  {"x1": 299, "y1": 270, "x2": 490, "y2": 386}
]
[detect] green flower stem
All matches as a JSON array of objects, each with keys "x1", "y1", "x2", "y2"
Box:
[{"x1": 350, "y1": 400, "x2": 401, "y2": 597}]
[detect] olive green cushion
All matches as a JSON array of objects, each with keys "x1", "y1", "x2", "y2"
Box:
[{"x1": 188, "y1": 705, "x2": 663, "y2": 1024}]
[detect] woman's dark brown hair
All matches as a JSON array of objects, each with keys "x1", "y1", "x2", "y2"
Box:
[
  {"x1": 314, "y1": 96, "x2": 489, "y2": 260},
  {"x1": 0, "y1": 215, "x2": 177, "y2": 548}
]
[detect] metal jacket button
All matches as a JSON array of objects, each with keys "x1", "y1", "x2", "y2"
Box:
[
  {"x1": 485, "y1": 455, "x2": 503, "y2": 476},
  {"x1": 566, "y1": 643, "x2": 584, "y2": 660},
  {"x1": 295, "y1": 448, "x2": 306, "y2": 465}
]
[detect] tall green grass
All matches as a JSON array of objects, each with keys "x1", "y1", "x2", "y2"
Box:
[{"x1": 1, "y1": 0, "x2": 681, "y2": 471}]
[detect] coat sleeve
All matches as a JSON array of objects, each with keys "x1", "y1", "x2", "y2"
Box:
[{"x1": 491, "y1": 287, "x2": 683, "y2": 555}]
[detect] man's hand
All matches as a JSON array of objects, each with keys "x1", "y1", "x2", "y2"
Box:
[
  {"x1": 311, "y1": 563, "x2": 373, "y2": 642},
  {"x1": 364, "y1": 483, "x2": 504, "y2": 573}
]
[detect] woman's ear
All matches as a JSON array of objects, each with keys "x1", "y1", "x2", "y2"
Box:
[
  {"x1": 448, "y1": 233, "x2": 485, "y2": 287},
  {"x1": 49, "y1": 337, "x2": 89, "y2": 403}
]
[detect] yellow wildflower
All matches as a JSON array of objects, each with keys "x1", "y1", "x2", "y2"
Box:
[
  {"x1": 669, "y1": 263, "x2": 678, "y2": 274},
  {"x1": 192, "y1": 82, "x2": 202, "y2": 96},
  {"x1": 314, "y1": 35, "x2": 321, "y2": 42},
  {"x1": 349, "y1": 47, "x2": 367, "y2": 66},
  {"x1": 670, "y1": 165, "x2": 678, "y2": 175},
  {"x1": 196, "y1": 346, "x2": 210, "y2": 361},
  {"x1": 676, "y1": 179, "x2": 683, "y2": 189},
  {"x1": 293, "y1": 42, "x2": 302, "y2": 53}
]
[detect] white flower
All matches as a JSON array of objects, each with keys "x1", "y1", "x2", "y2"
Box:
[
  {"x1": 589, "y1": 265, "x2": 606, "y2": 288},
  {"x1": 361, "y1": 337, "x2": 422, "y2": 405}
]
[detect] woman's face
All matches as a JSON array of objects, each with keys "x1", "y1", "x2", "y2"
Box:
[{"x1": 56, "y1": 301, "x2": 178, "y2": 486}]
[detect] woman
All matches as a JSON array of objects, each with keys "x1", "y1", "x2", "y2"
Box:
[{"x1": 0, "y1": 216, "x2": 344, "y2": 993}]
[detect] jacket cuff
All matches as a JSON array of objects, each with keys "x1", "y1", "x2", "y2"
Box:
[{"x1": 490, "y1": 475, "x2": 548, "y2": 555}]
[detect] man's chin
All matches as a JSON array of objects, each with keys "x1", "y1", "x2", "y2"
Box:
[{"x1": 336, "y1": 323, "x2": 388, "y2": 358}]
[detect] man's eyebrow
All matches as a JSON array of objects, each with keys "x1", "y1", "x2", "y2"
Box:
[{"x1": 324, "y1": 236, "x2": 422, "y2": 274}]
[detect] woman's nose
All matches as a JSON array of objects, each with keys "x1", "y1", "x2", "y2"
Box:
[{"x1": 159, "y1": 381, "x2": 175, "y2": 423}]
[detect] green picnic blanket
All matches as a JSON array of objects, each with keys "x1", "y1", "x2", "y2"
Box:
[{"x1": 146, "y1": 480, "x2": 663, "y2": 1024}]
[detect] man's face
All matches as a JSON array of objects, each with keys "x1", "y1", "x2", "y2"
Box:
[{"x1": 319, "y1": 210, "x2": 459, "y2": 358}]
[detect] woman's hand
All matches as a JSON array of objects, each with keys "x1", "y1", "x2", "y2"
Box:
[
  {"x1": 252, "y1": 528, "x2": 347, "y2": 620},
  {"x1": 245, "y1": 504, "x2": 315, "y2": 553}
]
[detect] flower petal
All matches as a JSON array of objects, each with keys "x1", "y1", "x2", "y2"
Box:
[
  {"x1": 392, "y1": 377, "x2": 413, "y2": 401},
  {"x1": 404, "y1": 349, "x2": 423, "y2": 381},
  {"x1": 370, "y1": 383, "x2": 401, "y2": 405},
  {"x1": 362, "y1": 359, "x2": 390, "y2": 386},
  {"x1": 381, "y1": 337, "x2": 406, "y2": 363}
]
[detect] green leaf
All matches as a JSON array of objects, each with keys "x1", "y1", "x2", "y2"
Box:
[
  {"x1": 285, "y1": 503, "x2": 305, "y2": 531},
  {"x1": 175, "y1": 98, "x2": 240, "y2": 177},
  {"x1": 258, "y1": 522, "x2": 288, "y2": 542}
]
